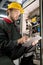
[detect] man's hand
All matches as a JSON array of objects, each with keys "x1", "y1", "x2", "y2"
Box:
[
  {"x1": 17, "y1": 36, "x2": 29, "y2": 44},
  {"x1": 32, "y1": 40, "x2": 38, "y2": 46}
]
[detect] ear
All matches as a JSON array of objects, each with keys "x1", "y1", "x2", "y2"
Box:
[
  {"x1": 6, "y1": 9, "x2": 11, "y2": 15},
  {"x1": 7, "y1": 9, "x2": 10, "y2": 13}
]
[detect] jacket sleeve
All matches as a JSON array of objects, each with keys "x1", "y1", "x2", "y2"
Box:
[{"x1": 0, "y1": 21, "x2": 33, "y2": 60}]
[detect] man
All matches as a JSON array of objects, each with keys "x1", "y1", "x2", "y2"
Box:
[{"x1": 0, "y1": 2, "x2": 38, "y2": 65}]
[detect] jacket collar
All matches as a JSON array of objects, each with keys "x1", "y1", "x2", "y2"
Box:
[
  {"x1": 3, "y1": 18, "x2": 12, "y2": 24},
  {"x1": 3, "y1": 18, "x2": 20, "y2": 32}
]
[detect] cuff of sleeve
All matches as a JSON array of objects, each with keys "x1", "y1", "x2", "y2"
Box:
[{"x1": 13, "y1": 40, "x2": 19, "y2": 46}]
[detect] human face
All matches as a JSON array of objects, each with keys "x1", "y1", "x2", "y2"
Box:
[{"x1": 10, "y1": 9, "x2": 21, "y2": 21}]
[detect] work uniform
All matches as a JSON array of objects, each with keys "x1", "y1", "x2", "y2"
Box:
[{"x1": 0, "y1": 18, "x2": 33, "y2": 65}]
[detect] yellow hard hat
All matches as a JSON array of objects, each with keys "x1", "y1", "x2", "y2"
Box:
[
  {"x1": 32, "y1": 17, "x2": 36, "y2": 22},
  {"x1": 7, "y1": 2, "x2": 24, "y2": 14}
]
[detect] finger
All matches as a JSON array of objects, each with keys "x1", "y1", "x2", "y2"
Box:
[{"x1": 32, "y1": 40, "x2": 38, "y2": 46}]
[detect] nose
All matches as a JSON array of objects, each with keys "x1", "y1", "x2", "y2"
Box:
[{"x1": 17, "y1": 13, "x2": 20, "y2": 16}]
